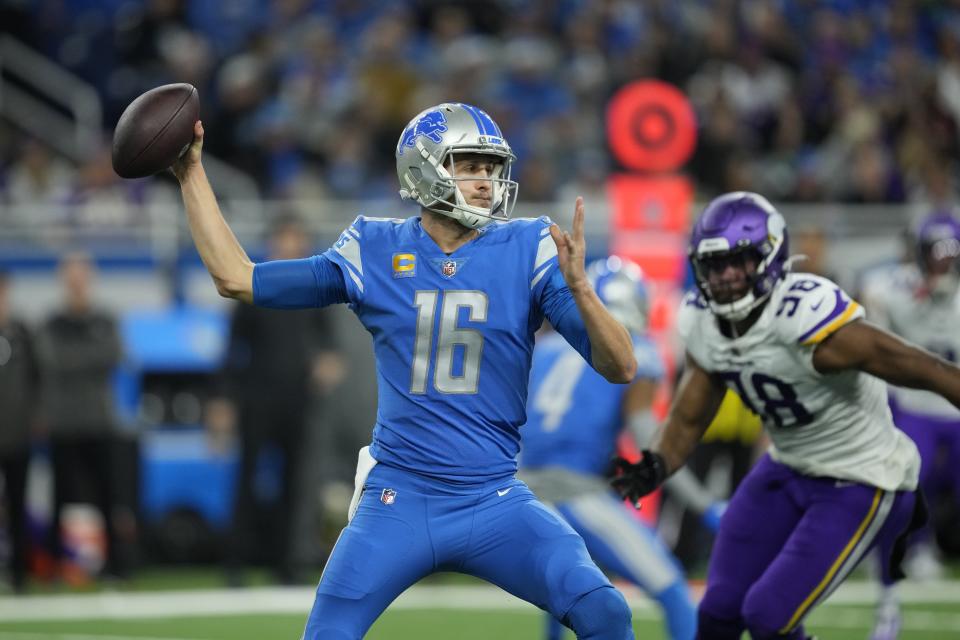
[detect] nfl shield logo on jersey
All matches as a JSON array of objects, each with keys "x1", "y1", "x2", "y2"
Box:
[
  {"x1": 381, "y1": 488, "x2": 397, "y2": 505},
  {"x1": 441, "y1": 260, "x2": 457, "y2": 278}
]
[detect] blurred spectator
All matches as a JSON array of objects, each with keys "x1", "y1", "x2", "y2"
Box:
[
  {"x1": 65, "y1": 143, "x2": 153, "y2": 231},
  {"x1": 843, "y1": 140, "x2": 905, "y2": 204},
  {"x1": 0, "y1": 271, "x2": 41, "y2": 593},
  {"x1": 688, "y1": 90, "x2": 744, "y2": 196},
  {"x1": 214, "y1": 214, "x2": 342, "y2": 586},
  {"x1": 4, "y1": 141, "x2": 73, "y2": 225},
  {"x1": 792, "y1": 225, "x2": 836, "y2": 281},
  {"x1": 937, "y1": 22, "x2": 960, "y2": 130},
  {"x1": 6, "y1": 1, "x2": 960, "y2": 211},
  {"x1": 35, "y1": 253, "x2": 130, "y2": 581}
]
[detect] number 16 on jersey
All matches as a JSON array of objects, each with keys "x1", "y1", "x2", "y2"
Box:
[{"x1": 411, "y1": 290, "x2": 489, "y2": 395}]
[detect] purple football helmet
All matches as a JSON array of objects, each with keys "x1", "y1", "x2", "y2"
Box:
[
  {"x1": 916, "y1": 212, "x2": 960, "y2": 276},
  {"x1": 587, "y1": 256, "x2": 649, "y2": 335},
  {"x1": 689, "y1": 191, "x2": 789, "y2": 321}
]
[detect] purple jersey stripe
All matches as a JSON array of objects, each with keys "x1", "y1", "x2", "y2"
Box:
[{"x1": 796, "y1": 288, "x2": 847, "y2": 344}]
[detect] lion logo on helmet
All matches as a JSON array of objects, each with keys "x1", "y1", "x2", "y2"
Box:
[{"x1": 398, "y1": 110, "x2": 448, "y2": 155}]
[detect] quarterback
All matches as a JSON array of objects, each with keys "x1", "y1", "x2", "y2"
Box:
[
  {"x1": 612, "y1": 192, "x2": 960, "y2": 639},
  {"x1": 172, "y1": 103, "x2": 637, "y2": 639}
]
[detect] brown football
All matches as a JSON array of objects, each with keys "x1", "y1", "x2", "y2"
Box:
[{"x1": 112, "y1": 83, "x2": 199, "y2": 179}]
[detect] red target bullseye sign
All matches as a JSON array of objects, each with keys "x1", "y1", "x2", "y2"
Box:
[{"x1": 607, "y1": 80, "x2": 696, "y2": 173}]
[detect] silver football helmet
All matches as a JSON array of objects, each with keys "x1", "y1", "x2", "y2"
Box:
[
  {"x1": 587, "y1": 256, "x2": 650, "y2": 335},
  {"x1": 396, "y1": 103, "x2": 518, "y2": 229}
]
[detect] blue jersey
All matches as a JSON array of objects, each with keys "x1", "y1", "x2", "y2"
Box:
[
  {"x1": 318, "y1": 215, "x2": 590, "y2": 482},
  {"x1": 521, "y1": 332, "x2": 663, "y2": 476}
]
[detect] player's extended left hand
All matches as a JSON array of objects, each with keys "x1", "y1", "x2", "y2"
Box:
[
  {"x1": 549, "y1": 197, "x2": 589, "y2": 293},
  {"x1": 608, "y1": 451, "x2": 668, "y2": 507}
]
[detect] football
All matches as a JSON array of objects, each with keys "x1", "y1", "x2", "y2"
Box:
[{"x1": 112, "y1": 83, "x2": 199, "y2": 179}]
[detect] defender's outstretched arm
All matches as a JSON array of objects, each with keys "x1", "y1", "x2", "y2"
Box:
[
  {"x1": 813, "y1": 319, "x2": 960, "y2": 409},
  {"x1": 651, "y1": 354, "x2": 728, "y2": 475}
]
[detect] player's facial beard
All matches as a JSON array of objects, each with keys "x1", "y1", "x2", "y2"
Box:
[
  {"x1": 703, "y1": 252, "x2": 759, "y2": 304},
  {"x1": 708, "y1": 267, "x2": 753, "y2": 304}
]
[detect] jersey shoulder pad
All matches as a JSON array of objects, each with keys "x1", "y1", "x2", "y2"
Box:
[
  {"x1": 863, "y1": 263, "x2": 918, "y2": 299},
  {"x1": 486, "y1": 216, "x2": 553, "y2": 243},
  {"x1": 677, "y1": 289, "x2": 709, "y2": 343},
  {"x1": 773, "y1": 273, "x2": 864, "y2": 346},
  {"x1": 501, "y1": 215, "x2": 553, "y2": 228},
  {"x1": 329, "y1": 215, "x2": 404, "y2": 296},
  {"x1": 859, "y1": 263, "x2": 917, "y2": 324},
  {"x1": 351, "y1": 215, "x2": 407, "y2": 243},
  {"x1": 515, "y1": 217, "x2": 558, "y2": 289},
  {"x1": 353, "y1": 214, "x2": 406, "y2": 225},
  {"x1": 328, "y1": 217, "x2": 367, "y2": 296}
]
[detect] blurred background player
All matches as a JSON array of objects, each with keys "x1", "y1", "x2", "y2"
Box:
[
  {"x1": 611, "y1": 191, "x2": 954, "y2": 640},
  {"x1": 210, "y1": 213, "x2": 341, "y2": 586},
  {"x1": 36, "y1": 253, "x2": 131, "y2": 581},
  {"x1": 171, "y1": 103, "x2": 638, "y2": 640},
  {"x1": 0, "y1": 271, "x2": 40, "y2": 593},
  {"x1": 862, "y1": 211, "x2": 960, "y2": 639},
  {"x1": 520, "y1": 256, "x2": 726, "y2": 640}
]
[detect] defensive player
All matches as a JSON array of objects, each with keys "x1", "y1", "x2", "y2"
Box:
[
  {"x1": 611, "y1": 191, "x2": 958, "y2": 639},
  {"x1": 861, "y1": 212, "x2": 960, "y2": 639},
  {"x1": 171, "y1": 103, "x2": 637, "y2": 640},
  {"x1": 520, "y1": 257, "x2": 725, "y2": 640}
]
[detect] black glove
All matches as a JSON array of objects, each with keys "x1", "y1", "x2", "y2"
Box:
[{"x1": 608, "y1": 450, "x2": 668, "y2": 506}]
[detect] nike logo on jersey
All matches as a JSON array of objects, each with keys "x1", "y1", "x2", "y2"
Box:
[
  {"x1": 497, "y1": 487, "x2": 513, "y2": 497},
  {"x1": 811, "y1": 298, "x2": 825, "y2": 311}
]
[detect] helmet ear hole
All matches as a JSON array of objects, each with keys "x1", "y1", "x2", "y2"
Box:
[{"x1": 409, "y1": 167, "x2": 422, "y2": 180}]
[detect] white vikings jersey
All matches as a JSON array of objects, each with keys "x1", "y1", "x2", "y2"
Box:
[
  {"x1": 678, "y1": 272, "x2": 920, "y2": 491},
  {"x1": 862, "y1": 263, "x2": 960, "y2": 420}
]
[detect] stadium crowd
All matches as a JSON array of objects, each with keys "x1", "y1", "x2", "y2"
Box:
[{"x1": 0, "y1": 0, "x2": 959, "y2": 220}]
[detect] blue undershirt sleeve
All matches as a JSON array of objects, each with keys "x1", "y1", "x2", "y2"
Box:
[
  {"x1": 252, "y1": 255, "x2": 349, "y2": 309},
  {"x1": 540, "y1": 268, "x2": 593, "y2": 365}
]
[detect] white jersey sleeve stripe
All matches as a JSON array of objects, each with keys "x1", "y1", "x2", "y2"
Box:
[
  {"x1": 534, "y1": 234, "x2": 558, "y2": 272},
  {"x1": 334, "y1": 235, "x2": 363, "y2": 277},
  {"x1": 345, "y1": 267, "x2": 364, "y2": 294},
  {"x1": 800, "y1": 301, "x2": 861, "y2": 345},
  {"x1": 531, "y1": 235, "x2": 558, "y2": 289},
  {"x1": 530, "y1": 266, "x2": 551, "y2": 290}
]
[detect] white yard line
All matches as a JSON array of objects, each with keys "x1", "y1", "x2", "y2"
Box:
[{"x1": 0, "y1": 580, "x2": 957, "y2": 623}]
